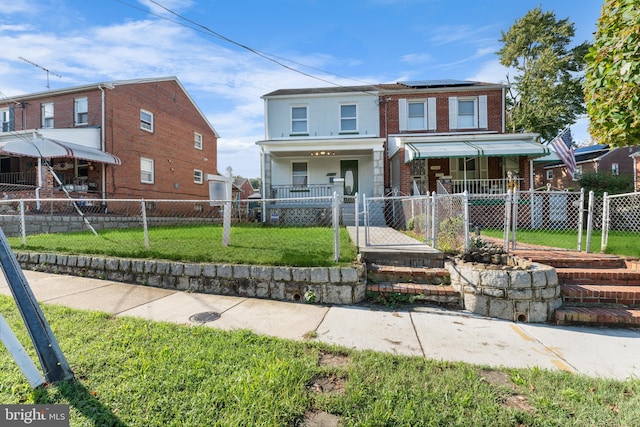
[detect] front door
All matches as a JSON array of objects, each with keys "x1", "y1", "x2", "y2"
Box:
[
  {"x1": 427, "y1": 158, "x2": 450, "y2": 193},
  {"x1": 340, "y1": 160, "x2": 358, "y2": 197}
]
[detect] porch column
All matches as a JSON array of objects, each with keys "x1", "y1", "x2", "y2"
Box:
[
  {"x1": 373, "y1": 149, "x2": 384, "y2": 197},
  {"x1": 262, "y1": 152, "x2": 272, "y2": 199}
]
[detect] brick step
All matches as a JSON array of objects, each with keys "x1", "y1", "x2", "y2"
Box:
[
  {"x1": 562, "y1": 284, "x2": 640, "y2": 307},
  {"x1": 557, "y1": 268, "x2": 640, "y2": 286},
  {"x1": 366, "y1": 283, "x2": 460, "y2": 305},
  {"x1": 555, "y1": 306, "x2": 640, "y2": 327},
  {"x1": 367, "y1": 264, "x2": 450, "y2": 285},
  {"x1": 515, "y1": 252, "x2": 627, "y2": 269}
]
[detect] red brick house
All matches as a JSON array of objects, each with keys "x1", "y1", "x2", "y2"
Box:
[
  {"x1": 0, "y1": 77, "x2": 219, "y2": 200},
  {"x1": 380, "y1": 80, "x2": 546, "y2": 195},
  {"x1": 633, "y1": 151, "x2": 640, "y2": 191}
]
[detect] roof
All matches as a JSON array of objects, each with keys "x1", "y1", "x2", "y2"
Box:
[
  {"x1": 0, "y1": 76, "x2": 220, "y2": 138},
  {"x1": 262, "y1": 80, "x2": 504, "y2": 98}
]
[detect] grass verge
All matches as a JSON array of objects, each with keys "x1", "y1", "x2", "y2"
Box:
[
  {"x1": 8, "y1": 224, "x2": 358, "y2": 266},
  {"x1": 1, "y1": 297, "x2": 639, "y2": 426}
]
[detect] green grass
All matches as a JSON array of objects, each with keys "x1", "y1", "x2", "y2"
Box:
[
  {"x1": 1, "y1": 297, "x2": 639, "y2": 426},
  {"x1": 8, "y1": 224, "x2": 358, "y2": 267},
  {"x1": 481, "y1": 229, "x2": 640, "y2": 258}
]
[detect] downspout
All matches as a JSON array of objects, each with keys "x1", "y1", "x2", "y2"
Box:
[
  {"x1": 501, "y1": 86, "x2": 505, "y2": 133},
  {"x1": 99, "y1": 85, "x2": 106, "y2": 199}
]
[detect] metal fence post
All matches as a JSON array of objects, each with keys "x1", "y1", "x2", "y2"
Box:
[
  {"x1": 354, "y1": 192, "x2": 359, "y2": 248},
  {"x1": 424, "y1": 194, "x2": 430, "y2": 245},
  {"x1": 577, "y1": 188, "x2": 585, "y2": 251},
  {"x1": 585, "y1": 190, "x2": 595, "y2": 253},
  {"x1": 430, "y1": 191, "x2": 437, "y2": 247},
  {"x1": 141, "y1": 199, "x2": 149, "y2": 250},
  {"x1": 363, "y1": 193, "x2": 369, "y2": 246},
  {"x1": 511, "y1": 190, "x2": 519, "y2": 250},
  {"x1": 19, "y1": 199, "x2": 26, "y2": 246},
  {"x1": 463, "y1": 191, "x2": 470, "y2": 251},
  {"x1": 504, "y1": 190, "x2": 512, "y2": 252},
  {"x1": 333, "y1": 192, "x2": 340, "y2": 262},
  {"x1": 601, "y1": 192, "x2": 609, "y2": 252}
]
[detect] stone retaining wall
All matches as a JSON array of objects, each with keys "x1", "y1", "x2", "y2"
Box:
[
  {"x1": 447, "y1": 258, "x2": 562, "y2": 323},
  {"x1": 15, "y1": 252, "x2": 365, "y2": 305}
]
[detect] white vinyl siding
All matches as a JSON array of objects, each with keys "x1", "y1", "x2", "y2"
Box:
[{"x1": 399, "y1": 98, "x2": 437, "y2": 131}]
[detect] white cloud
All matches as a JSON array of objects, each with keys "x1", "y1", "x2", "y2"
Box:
[{"x1": 400, "y1": 53, "x2": 433, "y2": 64}]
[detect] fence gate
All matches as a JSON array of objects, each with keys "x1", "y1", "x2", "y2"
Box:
[{"x1": 509, "y1": 190, "x2": 585, "y2": 251}]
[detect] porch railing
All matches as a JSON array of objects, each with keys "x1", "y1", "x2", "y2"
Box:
[
  {"x1": 270, "y1": 184, "x2": 335, "y2": 199},
  {"x1": 446, "y1": 178, "x2": 524, "y2": 194},
  {"x1": 0, "y1": 171, "x2": 37, "y2": 186}
]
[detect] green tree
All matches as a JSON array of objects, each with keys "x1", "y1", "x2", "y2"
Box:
[
  {"x1": 498, "y1": 7, "x2": 590, "y2": 141},
  {"x1": 584, "y1": 0, "x2": 640, "y2": 148},
  {"x1": 578, "y1": 171, "x2": 634, "y2": 195}
]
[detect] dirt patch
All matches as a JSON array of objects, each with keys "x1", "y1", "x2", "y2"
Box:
[
  {"x1": 479, "y1": 370, "x2": 534, "y2": 414},
  {"x1": 479, "y1": 370, "x2": 515, "y2": 389},
  {"x1": 318, "y1": 352, "x2": 350, "y2": 368},
  {"x1": 301, "y1": 410, "x2": 340, "y2": 427},
  {"x1": 307, "y1": 374, "x2": 346, "y2": 394},
  {"x1": 503, "y1": 394, "x2": 535, "y2": 413}
]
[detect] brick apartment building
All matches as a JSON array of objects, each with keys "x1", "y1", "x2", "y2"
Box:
[{"x1": 0, "y1": 76, "x2": 219, "y2": 200}]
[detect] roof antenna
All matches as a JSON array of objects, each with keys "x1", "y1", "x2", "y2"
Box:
[{"x1": 18, "y1": 57, "x2": 63, "y2": 91}]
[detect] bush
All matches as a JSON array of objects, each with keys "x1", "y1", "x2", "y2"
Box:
[
  {"x1": 436, "y1": 216, "x2": 464, "y2": 253},
  {"x1": 578, "y1": 172, "x2": 634, "y2": 195}
]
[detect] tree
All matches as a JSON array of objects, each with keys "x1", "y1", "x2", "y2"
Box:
[
  {"x1": 584, "y1": 0, "x2": 640, "y2": 148},
  {"x1": 498, "y1": 7, "x2": 590, "y2": 141}
]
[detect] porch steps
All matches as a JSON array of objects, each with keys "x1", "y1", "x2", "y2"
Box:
[
  {"x1": 365, "y1": 264, "x2": 461, "y2": 306},
  {"x1": 512, "y1": 250, "x2": 640, "y2": 328}
]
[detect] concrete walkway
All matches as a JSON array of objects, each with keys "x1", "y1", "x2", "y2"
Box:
[{"x1": 2, "y1": 270, "x2": 639, "y2": 381}]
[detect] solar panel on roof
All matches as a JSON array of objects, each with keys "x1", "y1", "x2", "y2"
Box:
[{"x1": 399, "y1": 79, "x2": 477, "y2": 88}]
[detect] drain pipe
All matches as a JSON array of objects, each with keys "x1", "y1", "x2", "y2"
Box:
[{"x1": 99, "y1": 85, "x2": 107, "y2": 200}]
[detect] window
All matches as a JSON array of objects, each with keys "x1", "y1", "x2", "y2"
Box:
[
  {"x1": 41, "y1": 102, "x2": 54, "y2": 128},
  {"x1": 340, "y1": 104, "x2": 357, "y2": 132},
  {"x1": 292, "y1": 162, "x2": 307, "y2": 187},
  {"x1": 140, "y1": 109, "x2": 154, "y2": 132},
  {"x1": 291, "y1": 106, "x2": 307, "y2": 134},
  {"x1": 1, "y1": 107, "x2": 14, "y2": 132},
  {"x1": 457, "y1": 99, "x2": 476, "y2": 128},
  {"x1": 140, "y1": 157, "x2": 154, "y2": 183},
  {"x1": 573, "y1": 165, "x2": 583, "y2": 180},
  {"x1": 612, "y1": 163, "x2": 619, "y2": 175},
  {"x1": 194, "y1": 132, "x2": 203, "y2": 150},
  {"x1": 546, "y1": 170, "x2": 553, "y2": 180},
  {"x1": 449, "y1": 96, "x2": 487, "y2": 130},
  {"x1": 74, "y1": 98, "x2": 88, "y2": 125},
  {"x1": 194, "y1": 169, "x2": 203, "y2": 184},
  {"x1": 407, "y1": 102, "x2": 425, "y2": 130}
]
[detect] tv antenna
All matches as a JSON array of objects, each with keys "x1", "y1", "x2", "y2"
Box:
[{"x1": 18, "y1": 57, "x2": 63, "y2": 91}]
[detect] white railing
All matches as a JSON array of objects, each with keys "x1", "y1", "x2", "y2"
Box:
[{"x1": 450, "y1": 178, "x2": 523, "y2": 194}]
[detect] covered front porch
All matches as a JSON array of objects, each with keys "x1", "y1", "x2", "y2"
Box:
[{"x1": 388, "y1": 132, "x2": 547, "y2": 195}]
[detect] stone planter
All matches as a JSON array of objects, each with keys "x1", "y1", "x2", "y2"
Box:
[{"x1": 447, "y1": 257, "x2": 562, "y2": 323}]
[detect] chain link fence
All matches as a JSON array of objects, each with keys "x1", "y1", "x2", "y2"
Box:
[{"x1": 601, "y1": 192, "x2": 640, "y2": 254}]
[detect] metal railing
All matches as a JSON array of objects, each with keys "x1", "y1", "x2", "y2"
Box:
[
  {"x1": 449, "y1": 178, "x2": 523, "y2": 194},
  {"x1": 269, "y1": 184, "x2": 335, "y2": 199}
]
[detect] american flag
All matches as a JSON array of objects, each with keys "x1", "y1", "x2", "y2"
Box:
[{"x1": 550, "y1": 128, "x2": 576, "y2": 179}]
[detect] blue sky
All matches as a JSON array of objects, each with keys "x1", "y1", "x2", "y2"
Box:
[{"x1": 0, "y1": 0, "x2": 603, "y2": 178}]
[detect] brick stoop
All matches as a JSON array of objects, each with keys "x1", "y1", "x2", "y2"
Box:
[
  {"x1": 512, "y1": 249, "x2": 640, "y2": 327},
  {"x1": 365, "y1": 264, "x2": 460, "y2": 306}
]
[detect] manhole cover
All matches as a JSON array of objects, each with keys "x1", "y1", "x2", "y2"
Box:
[{"x1": 189, "y1": 311, "x2": 221, "y2": 323}]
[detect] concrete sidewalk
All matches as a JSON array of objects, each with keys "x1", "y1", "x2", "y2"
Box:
[{"x1": 1, "y1": 270, "x2": 639, "y2": 381}]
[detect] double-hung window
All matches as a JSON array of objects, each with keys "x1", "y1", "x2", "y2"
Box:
[
  {"x1": 399, "y1": 98, "x2": 436, "y2": 131},
  {"x1": 75, "y1": 98, "x2": 88, "y2": 125},
  {"x1": 407, "y1": 102, "x2": 425, "y2": 130},
  {"x1": 292, "y1": 162, "x2": 307, "y2": 187},
  {"x1": 457, "y1": 99, "x2": 477, "y2": 128},
  {"x1": 140, "y1": 157, "x2": 154, "y2": 184},
  {"x1": 42, "y1": 102, "x2": 54, "y2": 128},
  {"x1": 612, "y1": 163, "x2": 619, "y2": 175},
  {"x1": 1, "y1": 107, "x2": 14, "y2": 132},
  {"x1": 140, "y1": 109, "x2": 154, "y2": 132},
  {"x1": 340, "y1": 104, "x2": 357, "y2": 133},
  {"x1": 291, "y1": 106, "x2": 307, "y2": 134},
  {"x1": 194, "y1": 169, "x2": 203, "y2": 184},
  {"x1": 194, "y1": 132, "x2": 203, "y2": 150},
  {"x1": 449, "y1": 96, "x2": 487, "y2": 130}
]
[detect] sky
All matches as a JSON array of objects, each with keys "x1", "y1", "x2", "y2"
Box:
[{"x1": 0, "y1": 0, "x2": 604, "y2": 179}]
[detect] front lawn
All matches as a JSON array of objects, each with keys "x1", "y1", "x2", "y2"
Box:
[
  {"x1": 1, "y1": 297, "x2": 639, "y2": 426},
  {"x1": 7, "y1": 224, "x2": 358, "y2": 267}
]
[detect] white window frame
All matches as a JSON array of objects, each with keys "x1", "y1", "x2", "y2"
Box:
[
  {"x1": 74, "y1": 98, "x2": 88, "y2": 126},
  {"x1": 194, "y1": 132, "x2": 203, "y2": 150},
  {"x1": 194, "y1": 169, "x2": 203, "y2": 184},
  {"x1": 42, "y1": 102, "x2": 54, "y2": 128},
  {"x1": 340, "y1": 103, "x2": 358, "y2": 133},
  {"x1": 140, "y1": 109, "x2": 154, "y2": 132},
  {"x1": 292, "y1": 162, "x2": 308, "y2": 187},
  {"x1": 449, "y1": 95, "x2": 487, "y2": 130},
  {"x1": 573, "y1": 165, "x2": 583, "y2": 181},
  {"x1": 0, "y1": 108, "x2": 11, "y2": 132},
  {"x1": 611, "y1": 163, "x2": 619, "y2": 175},
  {"x1": 291, "y1": 105, "x2": 308, "y2": 135},
  {"x1": 457, "y1": 98, "x2": 478, "y2": 129},
  {"x1": 399, "y1": 98, "x2": 437, "y2": 131},
  {"x1": 140, "y1": 157, "x2": 154, "y2": 184},
  {"x1": 546, "y1": 170, "x2": 553, "y2": 180},
  {"x1": 407, "y1": 101, "x2": 425, "y2": 130}
]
